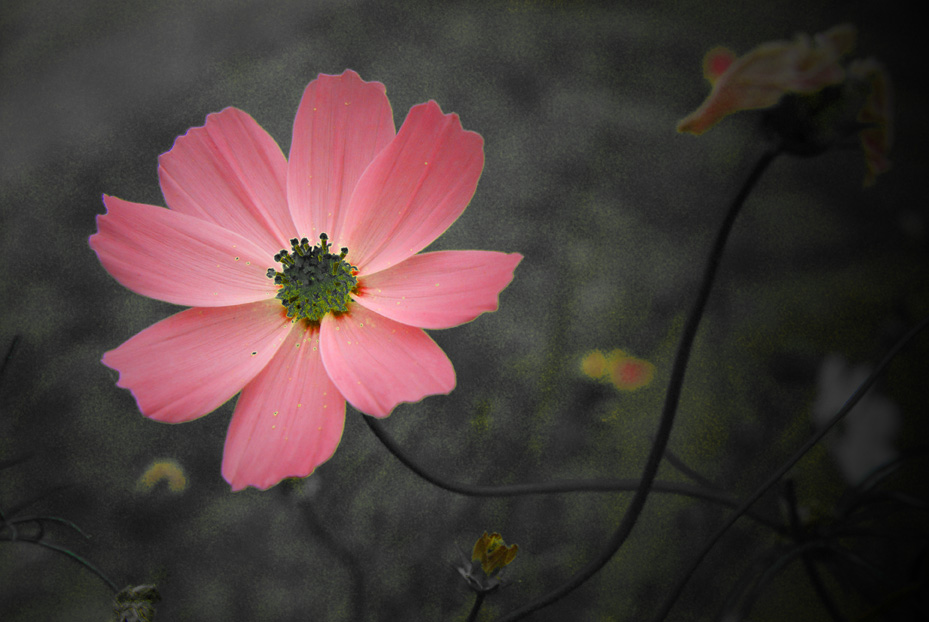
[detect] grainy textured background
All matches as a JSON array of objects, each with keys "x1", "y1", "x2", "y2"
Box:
[{"x1": 2, "y1": 1, "x2": 927, "y2": 620}]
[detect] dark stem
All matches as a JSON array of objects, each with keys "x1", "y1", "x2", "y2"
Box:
[
  {"x1": 0, "y1": 334, "x2": 20, "y2": 386},
  {"x1": 660, "y1": 444, "x2": 721, "y2": 491},
  {"x1": 784, "y1": 480, "x2": 847, "y2": 622},
  {"x1": 651, "y1": 312, "x2": 929, "y2": 621},
  {"x1": 735, "y1": 541, "x2": 842, "y2": 619},
  {"x1": 466, "y1": 592, "x2": 487, "y2": 622},
  {"x1": 3, "y1": 485, "x2": 72, "y2": 518},
  {"x1": 26, "y1": 539, "x2": 119, "y2": 593},
  {"x1": 492, "y1": 146, "x2": 781, "y2": 621},
  {"x1": 6, "y1": 515, "x2": 91, "y2": 539},
  {"x1": 363, "y1": 416, "x2": 785, "y2": 533}
]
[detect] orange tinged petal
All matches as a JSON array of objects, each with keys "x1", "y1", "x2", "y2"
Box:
[{"x1": 677, "y1": 24, "x2": 856, "y2": 135}]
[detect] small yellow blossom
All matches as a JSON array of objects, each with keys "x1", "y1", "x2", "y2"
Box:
[
  {"x1": 113, "y1": 584, "x2": 160, "y2": 622},
  {"x1": 472, "y1": 531, "x2": 519, "y2": 576},
  {"x1": 457, "y1": 531, "x2": 519, "y2": 593}
]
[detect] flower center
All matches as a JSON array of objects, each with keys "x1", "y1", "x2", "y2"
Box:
[{"x1": 266, "y1": 234, "x2": 358, "y2": 323}]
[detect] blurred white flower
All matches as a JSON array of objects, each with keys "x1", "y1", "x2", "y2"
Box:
[{"x1": 812, "y1": 353, "x2": 901, "y2": 484}]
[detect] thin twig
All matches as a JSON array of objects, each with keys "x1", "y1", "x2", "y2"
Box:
[
  {"x1": 0, "y1": 334, "x2": 20, "y2": 386},
  {"x1": 784, "y1": 479, "x2": 847, "y2": 622},
  {"x1": 22, "y1": 539, "x2": 119, "y2": 593},
  {"x1": 660, "y1": 445, "x2": 721, "y2": 491},
  {"x1": 651, "y1": 312, "x2": 929, "y2": 621},
  {"x1": 6, "y1": 514, "x2": 91, "y2": 539}
]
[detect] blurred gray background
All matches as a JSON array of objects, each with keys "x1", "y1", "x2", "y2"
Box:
[{"x1": 2, "y1": 1, "x2": 927, "y2": 620}]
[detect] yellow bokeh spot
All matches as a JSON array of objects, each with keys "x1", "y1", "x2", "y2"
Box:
[
  {"x1": 137, "y1": 459, "x2": 188, "y2": 493},
  {"x1": 580, "y1": 350, "x2": 609, "y2": 379},
  {"x1": 580, "y1": 348, "x2": 655, "y2": 391}
]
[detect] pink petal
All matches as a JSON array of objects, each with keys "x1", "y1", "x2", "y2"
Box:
[
  {"x1": 320, "y1": 303, "x2": 455, "y2": 417},
  {"x1": 353, "y1": 251, "x2": 523, "y2": 329},
  {"x1": 287, "y1": 70, "x2": 396, "y2": 246},
  {"x1": 102, "y1": 300, "x2": 293, "y2": 423},
  {"x1": 341, "y1": 101, "x2": 484, "y2": 275},
  {"x1": 222, "y1": 323, "x2": 345, "y2": 491},
  {"x1": 90, "y1": 195, "x2": 280, "y2": 306},
  {"x1": 159, "y1": 108, "x2": 296, "y2": 257}
]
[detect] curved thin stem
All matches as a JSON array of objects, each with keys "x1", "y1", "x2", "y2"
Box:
[
  {"x1": 0, "y1": 334, "x2": 20, "y2": 386},
  {"x1": 0, "y1": 452, "x2": 35, "y2": 471},
  {"x1": 4, "y1": 484, "x2": 72, "y2": 518},
  {"x1": 651, "y1": 312, "x2": 929, "y2": 622},
  {"x1": 7, "y1": 515, "x2": 92, "y2": 539},
  {"x1": 661, "y1": 445, "x2": 720, "y2": 491},
  {"x1": 364, "y1": 417, "x2": 785, "y2": 533},
  {"x1": 734, "y1": 541, "x2": 838, "y2": 620},
  {"x1": 492, "y1": 146, "x2": 781, "y2": 621},
  {"x1": 21, "y1": 539, "x2": 119, "y2": 593}
]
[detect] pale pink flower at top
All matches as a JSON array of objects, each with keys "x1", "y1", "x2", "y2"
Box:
[
  {"x1": 90, "y1": 70, "x2": 522, "y2": 491},
  {"x1": 677, "y1": 24, "x2": 857, "y2": 135}
]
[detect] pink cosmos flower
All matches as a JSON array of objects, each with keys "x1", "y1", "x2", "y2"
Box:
[{"x1": 90, "y1": 70, "x2": 522, "y2": 491}]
